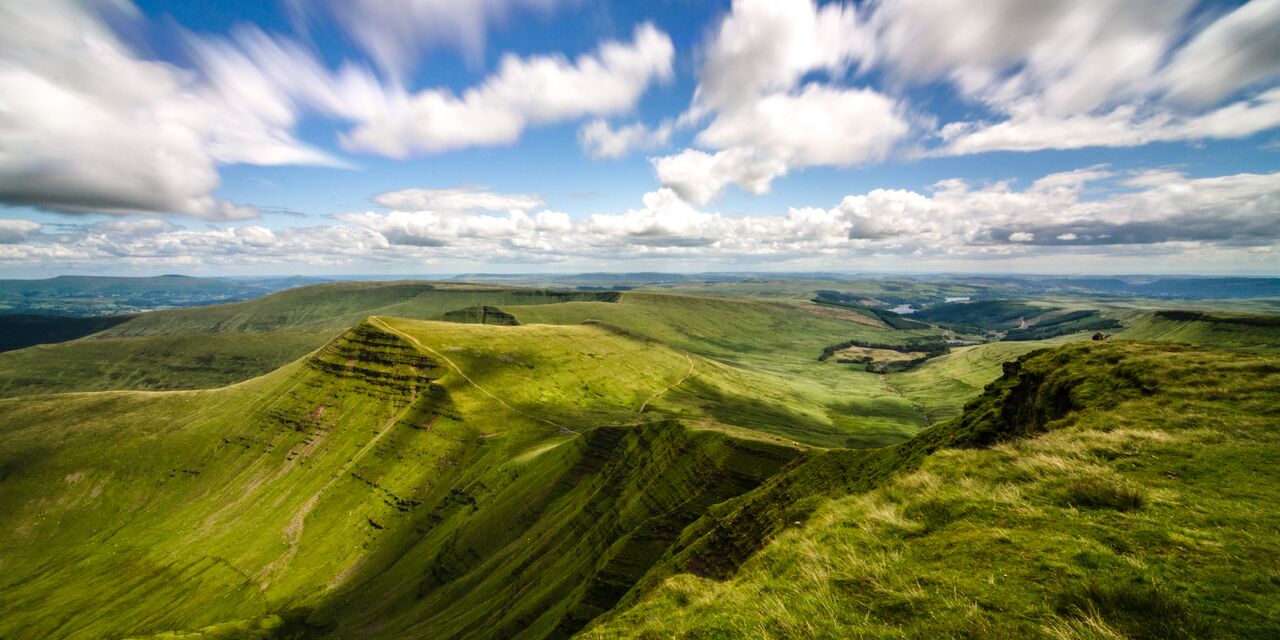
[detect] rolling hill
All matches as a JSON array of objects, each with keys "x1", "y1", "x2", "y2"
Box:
[
  {"x1": 0, "y1": 318, "x2": 805, "y2": 639},
  {"x1": 0, "y1": 283, "x2": 620, "y2": 397},
  {"x1": 2, "y1": 281, "x2": 1278, "y2": 638},
  {"x1": 584, "y1": 341, "x2": 1280, "y2": 639}
]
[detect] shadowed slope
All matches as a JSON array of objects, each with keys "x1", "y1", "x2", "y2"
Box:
[
  {"x1": 585, "y1": 341, "x2": 1280, "y2": 638},
  {"x1": 0, "y1": 317, "x2": 804, "y2": 640}
]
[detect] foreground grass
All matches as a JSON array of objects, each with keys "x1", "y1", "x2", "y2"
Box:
[{"x1": 586, "y1": 342, "x2": 1280, "y2": 638}]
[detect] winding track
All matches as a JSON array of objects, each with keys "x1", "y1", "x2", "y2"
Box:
[{"x1": 639, "y1": 352, "x2": 696, "y2": 413}]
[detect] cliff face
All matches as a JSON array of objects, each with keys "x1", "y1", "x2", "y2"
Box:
[{"x1": 584, "y1": 340, "x2": 1280, "y2": 638}]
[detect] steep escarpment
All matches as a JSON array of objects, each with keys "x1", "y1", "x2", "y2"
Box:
[
  {"x1": 0, "y1": 320, "x2": 462, "y2": 639},
  {"x1": 307, "y1": 421, "x2": 799, "y2": 639},
  {"x1": 619, "y1": 342, "x2": 1153, "y2": 593},
  {"x1": 0, "y1": 317, "x2": 804, "y2": 640},
  {"x1": 585, "y1": 341, "x2": 1280, "y2": 638}
]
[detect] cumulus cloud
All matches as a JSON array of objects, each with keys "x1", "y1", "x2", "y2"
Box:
[
  {"x1": 672, "y1": 0, "x2": 1280, "y2": 173},
  {"x1": 650, "y1": 148, "x2": 789, "y2": 205},
  {"x1": 6, "y1": 168, "x2": 1273, "y2": 272},
  {"x1": 0, "y1": 220, "x2": 41, "y2": 244},
  {"x1": 696, "y1": 84, "x2": 909, "y2": 167},
  {"x1": 652, "y1": 0, "x2": 911, "y2": 201},
  {"x1": 340, "y1": 186, "x2": 570, "y2": 248},
  {"x1": 579, "y1": 119, "x2": 672, "y2": 159},
  {"x1": 835, "y1": 169, "x2": 1280, "y2": 250},
  {"x1": 351, "y1": 24, "x2": 672, "y2": 156},
  {"x1": 0, "y1": 0, "x2": 351, "y2": 219},
  {"x1": 0, "y1": 3, "x2": 672, "y2": 218},
  {"x1": 695, "y1": 0, "x2": 870, "y2": 111}
]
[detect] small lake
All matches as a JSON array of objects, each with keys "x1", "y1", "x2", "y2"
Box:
[{"x1": 890, "y1": 304, "x2": 917, "y2": 314}]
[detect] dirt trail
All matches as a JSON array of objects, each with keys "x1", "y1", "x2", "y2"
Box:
[
  {"x1": 259, "y1": 379, "x2": 422, "y2": 587},
  {"x1": 370, "y1": 316, "x2": 572, "y2": 433},
  {"x1": 639, "y1": 353, "x2": 696, "y2": 413}
]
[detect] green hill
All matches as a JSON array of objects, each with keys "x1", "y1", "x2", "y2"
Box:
[
  {"x1": 0, "y1": 285, "x2": 953, "y2": 447},
  {"x1": 584, "y1": 341, "x2": 1280, "y2": 638},
  {"x1": 913, "y1": 299, "x2": 1048, "y2": 332},
  {"x1": 1119, "y1": 309, "x2": 1280, "y2": 351},
  {"x1": 441, "y1": 305, "x2": 521, "y2": 325},
  {"x1": 0, "y1": 283, "x2": 620, "y2": 397},
  {"x1": 0, "y1": 318, "x2": 804, "y2": 639},
  {"x1": 5, "y1": 281, "x2": 1277, "y2": 638}
]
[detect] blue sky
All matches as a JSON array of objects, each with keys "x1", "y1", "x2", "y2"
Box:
[{"x1": 1, "y1": 0, "x2": 1278, "y2": 276}]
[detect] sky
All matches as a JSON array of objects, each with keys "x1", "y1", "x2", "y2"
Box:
[{"x1": 0, "y1": 0, "x2": 1279, "y2": 278}]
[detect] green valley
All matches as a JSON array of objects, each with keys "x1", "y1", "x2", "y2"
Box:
[{"x1": 1, "y1": 278, "x2": 1277, "y2": 639}]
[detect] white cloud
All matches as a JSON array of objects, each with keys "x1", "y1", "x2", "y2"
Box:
[
  {"x1": 857, "y1": 0, "x2": 1280, "y2": 155},
  {"x1": 585, "y1": 189, "x2": 726, "y2": 246},
  {"x1": 868, "y1": 0, "x2": 1192, "y2": 115},
  {"x1": 696, "y1": 83, "x2": 908, "y2": 167},
  {"x1": 371, "y1": 187, "x2": 545, "y2": 214},
  {"x1": 339, "y1": 186, "x2": 571, "y2": 248},
  {"x1": 288, "y1": 0, "x2": 569, "y2": 78},
  {"x1": 91, "y1": 219, "x2": 177, "y2": 236},
  {"x1": 0, "y1": 0, "x2": 341, "y2": 219},
  {"x1": 936, "y1": 89, "x2": 1280, "y2": 155},
  {"x1": 184, "y1": 23, "x2": 674, "y2": 159},
  {"x1": 650, "y1": 148, "x2": 789, "y2": 205},
  {"x1": 579, "y1": 119, "x2": 672, "y2": 159},
  {"x1": 657, "y1": 0, "x2": 909, "y2": 201},
  {"x1": 2, "y1": 169, "x2": 1277, "y2": 272},
  {"x1": 0, "y1": 219, "x2": 41, "y2": 244},
  {"x1": 338, "y1": 24, "x2": 674, "y2": 157},
  {"x1": 1162, "y1": 0, "x2": 1280, "y2": 106},
  {"x1": 0, "y1": 4, "x2": 673, "y2": 218},
  {"x1": 695, "y1": 0, "x2": 870, "y2": 112}
]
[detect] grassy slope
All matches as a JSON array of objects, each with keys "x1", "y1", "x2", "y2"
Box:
[
  {"x1": 887, "y1": 334, "x2": 1090, "y2": 425},
  {"x1": 0, "y1": 283, "x2": 616, "y2": 397},
  {"x1": 0, "y1": 330, "x2": 332, "y2": 397},
  {"x1": 585, "y1": 341, "x2": 1280, "y2": 638},
  {"x1": 513, "y1": 292, "x2": 940, "y2": 447},
  {"x1": 888, "y1": 308, "x2": 1280, "y2": 426},
  {"x1": 1118, "y1": 310, "x2": 1280, "y2": 351},
  {"x1": 0, "y1": 318, "x2": 803, "y2": 640},
  {"x1": 4, "y1": 296, "x2": 1276, "y2": 639}
]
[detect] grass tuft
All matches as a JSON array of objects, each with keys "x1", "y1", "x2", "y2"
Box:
[
  {"x1": 1058, "y1": 475, "x2": 1145, "y2": 511},
  {"x1": 1056, "y1": 578, "x2": 1210, "y2": 640}
]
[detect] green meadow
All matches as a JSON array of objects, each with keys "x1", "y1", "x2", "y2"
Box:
[{"x1": 1, "y1": 281, "x2": 1276, "y2": 638}]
